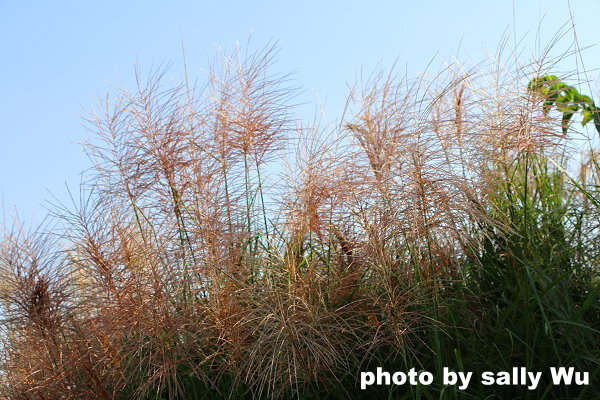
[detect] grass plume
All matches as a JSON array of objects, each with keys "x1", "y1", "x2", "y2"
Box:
[{"x1": 0, "y1": 40, "x2": 598, "y2": 399}]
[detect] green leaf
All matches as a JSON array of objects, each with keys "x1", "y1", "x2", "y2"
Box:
[
  {"x1": 550, "y1": 82, "x2": 569, "y2": 92},
  {"x1": 561, "y1": 111, "x2": 574, "y2": 134},
  {"x1": 542, "y1": 93, "x2": 558, "y2": 114},
  {"x1": 579, "y1": 94, "x2": 593, "y2": 105},
  {"x1": 594, "y1": 109, "x2": 600, "y2": 134},
  {"x1": 582, "y1": 109, "x2": 593, "y2": 126}
]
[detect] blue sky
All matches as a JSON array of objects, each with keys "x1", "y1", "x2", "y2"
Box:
[{"x1": 1, "y1": 1, "x2": 599, "y2": 226}]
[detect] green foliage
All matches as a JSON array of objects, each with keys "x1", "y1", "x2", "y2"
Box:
[
  {"x1": 456, "y1": 154, "x2": 599, "y2": 398},
  {"x1": 528, "y1": 75, "x2": 600, "y2": 134}
]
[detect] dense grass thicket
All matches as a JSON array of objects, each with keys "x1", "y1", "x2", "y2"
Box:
[{"x1": 0, "y1": 43, "x2": 598, "y2": 399}]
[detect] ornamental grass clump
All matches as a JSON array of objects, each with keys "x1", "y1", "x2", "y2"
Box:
[{"x1": 0, "y1": 41, "x2": 598, "y2": 399}]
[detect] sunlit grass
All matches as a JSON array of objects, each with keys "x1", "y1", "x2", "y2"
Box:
[{"x1": 0, "y1": 41, "x2": 598, "y2": 399}]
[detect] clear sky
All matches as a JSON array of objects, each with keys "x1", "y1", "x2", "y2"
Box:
[{"x1": 1, "y1": 0, "x2": 599, "y2": 226}]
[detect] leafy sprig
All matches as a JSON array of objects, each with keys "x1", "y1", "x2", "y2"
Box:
[{"x1": 528, "y1": 75, "x2": 600, "y2": 134}]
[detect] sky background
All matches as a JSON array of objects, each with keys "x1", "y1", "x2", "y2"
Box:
[{"x1": 1, "y1": 0, "x2": 599, "y2": 227}]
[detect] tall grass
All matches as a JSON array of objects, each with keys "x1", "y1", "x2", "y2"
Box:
[{"x1": 0, "y1": 42, "x2": 598, "y2": 399}]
